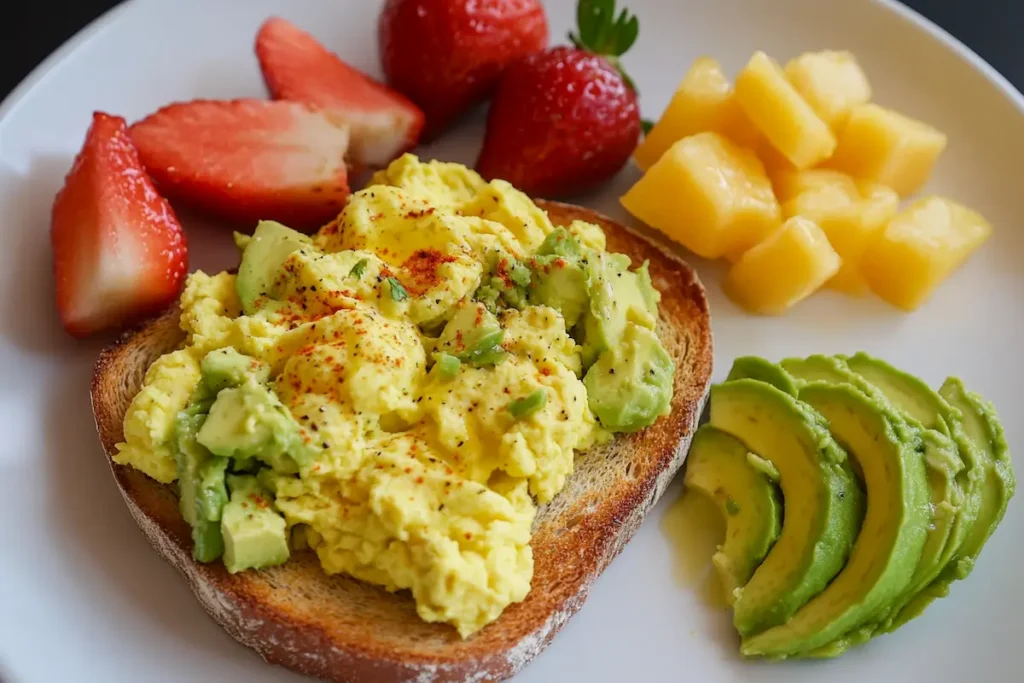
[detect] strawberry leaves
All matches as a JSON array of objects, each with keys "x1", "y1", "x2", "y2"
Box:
[
  {"x1": 569, "y1": 0, "x2": 639, "y2": 57},
  {"x1": 568, "y1": 0, "x2": 640, "y2": 91}
]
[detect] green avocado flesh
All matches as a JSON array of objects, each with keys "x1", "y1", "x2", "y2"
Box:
[
  {"x1": 697, "y1": 355, "x2": 1014, "y2": 660},
  {"x1": 236, "y1": 220, "x2": 313, "y2": 315},
  {"x1": 741, "y1": 382, "x2": 930, "y2": 658},
  {"x1": 884, "y1": 377, "x2": 1016, "y2": 631},
  {"x1": 683, "y1": 426, "x2": 782, "y2": 603},
  {"x1": 709, "y1": 379, "x2": 865, "y2": 637},
  {"x1": 783, "y1": 353, "x2": 968, "y2": 654}
]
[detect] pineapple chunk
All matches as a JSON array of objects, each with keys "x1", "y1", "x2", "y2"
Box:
[
  {"x1": 634, "y1": 58, "x2": 757, "y2": 170},
  {"x1": 734, "y1": 51, "x2": 836, "y2": 169},
  {"x1": 753, "y1": 134, "x2": 797, "y2": 178},
  {"x1": 772, "y1": 168, "x2": 860, "y2": 203},
  {"x1": 783, "y1": 179, "x2": 899, "y2": 295},
  {"x1": 861, "y1": 196, "x2": 992, "y2": 310},
  {"x1": 725, "y1": 216, "x2": 841, "y2": 314},
  {"x1": 827, "y1": 103, "x2": 947, "y2": 196},
  {"x1": 621, "y1": 132, "x2": 781, "y2": 259},
  {"x1": 784, "y1": 51, "x2": 872, "y2": 129}
]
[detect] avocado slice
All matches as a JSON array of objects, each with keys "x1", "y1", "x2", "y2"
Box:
[
  {"x1": 727, "y1": 356, "x2": 799, "y2": 397},
  {"x1": 683, "y1": 426, "x2": 782, "y2": 604},
  {"x1": 843, "y1": 352, "x2": 955, "y2": 435},
  {"x1": 197, "y1": 379, "x2": 318, "y2": 473},
  {"x1": 781, "y1": 355, "x2": 877, "y2": 395},
  {"x1": 937, "y1": 378, "x2": 1014, "y2": 572},
  {"x1": 741, "y1": 382, "x2": 931, "y2": 658},
  {"x1": 780, "y1": 353, "x2": 969, "y2": 656},
  {"x1": 709, "y1": 379, "x2": 864, "y2": 637},
  {"x1": 840, "y1": 355, "x2": 982, "y2": 612},
  {"x1": 885, "y1": 377, "x2": 1015, "y2": 629},
  {"x1": 221, "y1": 474, "x2": 290, "y2": 574},
  {"x1": 236, "y1": 220, "x2": 313, "y2": 315}
]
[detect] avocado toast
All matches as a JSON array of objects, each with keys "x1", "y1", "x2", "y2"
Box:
[{"x1": 91, "y1": 198, "x2": 713, "y2": 683}]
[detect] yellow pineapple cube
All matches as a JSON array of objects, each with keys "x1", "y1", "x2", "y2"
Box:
[
  {"x1": 784, "y1": 51, "x2": 872, "y2": 129},
  {"x1": 734, "y1": 51, "x2": 836, "y2": 169},
  {"x1": 783, "y1": 179, "x2": 899, "y2": 295},
  {"x1": 752, "y1": 134, "x2": 797, "y2": 178},
  {"x1": 772, "y1": 168, "x2": 860, "y2": 203},
  {"x1": 621, "y1": 132, "x2": 781, "y2": 259},
  {"x1": 634, "y1": 58, "x2": 758, "y2": 170},
  {"x1": 725, "y1": 216, "x2": 841, "y2": 314},
  {"x1": 861, "y1": 196, "x2": 992, "y2": 310},
  {"x1": 827, "y1": 103, "x2": 947, "y2": 196}
]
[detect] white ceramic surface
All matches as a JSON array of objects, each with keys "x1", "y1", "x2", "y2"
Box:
[{"x1": 1, "y1": 1, "x2": 1021, "y2": 681}]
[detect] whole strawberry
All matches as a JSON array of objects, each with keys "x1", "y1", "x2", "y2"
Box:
[
  {"x1": 378, "y1": 0, "x2": 548, "y2": 138},
  {"x1": 476, "y1": 0, "x2": 642, "y2": 197}
]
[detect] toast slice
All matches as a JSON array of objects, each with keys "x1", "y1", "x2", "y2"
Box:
[{"x1": 91, "y1": 200, "x2": 713, "y2": 683}]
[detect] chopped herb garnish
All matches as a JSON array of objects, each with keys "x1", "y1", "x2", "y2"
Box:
[
  {"x1": 387, "y1": 277, "x2": 408, "y2": 301},
  {"x1": 349, "y1": 258, "x2": 368, "y2": 279}
]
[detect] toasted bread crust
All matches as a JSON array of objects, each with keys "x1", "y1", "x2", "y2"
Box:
[{"x1": 91, "y1": 200, "x2": 713, "y2": 683}]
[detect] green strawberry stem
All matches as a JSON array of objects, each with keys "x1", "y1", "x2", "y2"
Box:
[{"x1": 568, "y1": 0, "x2": 640, "y2": 91}]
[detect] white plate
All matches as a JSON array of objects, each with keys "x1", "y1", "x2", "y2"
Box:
[{"x1": 1, "y1": 0, "x2": 1021, "y2": 681}]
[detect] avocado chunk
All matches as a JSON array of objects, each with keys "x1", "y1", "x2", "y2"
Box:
[
  {"x1": 741, "y1": 382, "x2": 930, "y2": 658},
  {"x1": 527, "y1": 228, "x2": 590, "y2": 327},
  {"x1": 475, "y1": 247, "x2": 531, "y2": 312},
  {"x1": 433, "y1": 352, "x2": 461, "y2": 380},
  {"x1": 579, "y1": 253, "x2": 659, "y2": 368},
  {"x1": 537, "y1": 226, "x2": 583, "y2": 259},
  {"x1": 197, "y1": 379, "x2": 317, "y2": 473},
  {"x1": 583, "y1": 325, "x2": 674, "y2": 432},
  {"x1": 436, "y1": 301, "x2": 506, "y2": 367},
  {"x1": 683, "y1": 426, "x2": 782, "y2": 603},
  {"x1": 727, "y1": 356, "x2": 799, "y2": 397},
  {"x1": 200, "y1": 348, "x2": 270, "y2": 394},
  {"x1": 174, "y1": 402, "x2": 230, "y2": 563},
  {"x1": 709, "y1": 379, "x2": 864, "y2": 637},
  {"x1": 220, "y1": 474, "x2": 289, "y2": 574},
  {"x1": 236, "y1": 220, "x2": 313, "y2": 315},
  {"x1": 507, "y1": 389, "x2": 547, "y2": 419},
  {"x1": 529, "y1": 256, "x2": 589, "y2": 329}
]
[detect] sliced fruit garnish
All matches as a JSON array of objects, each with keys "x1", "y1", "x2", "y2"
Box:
[
  {"x1": 51, "y1": 112, "x2": 187, "y2": 337},
  {"x1": 256, "y1": 17, "x2": 424, "y2": 168},
  {"x1": 130, "y1": 99, "x2": 351, "y2": 229}
]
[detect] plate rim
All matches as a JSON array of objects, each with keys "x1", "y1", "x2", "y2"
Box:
[{"x1": 1, "y1": 0, "x2": 1023, "y2": 133}]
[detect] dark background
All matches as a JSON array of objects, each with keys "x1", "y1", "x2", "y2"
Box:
[{"x1": 1, "y1": 0, "x2": 1022, "y2": 100}]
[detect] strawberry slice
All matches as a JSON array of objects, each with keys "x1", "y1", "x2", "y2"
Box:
[
  {"x1": 51, "y1": 112, "x2": 188, "y2": 338},
  {"x1": 130, "y1": 99, "x2": 351, "y2": 229},
  {"x1": 256, "y1": 16, "x2": 424, "y2": 168}
]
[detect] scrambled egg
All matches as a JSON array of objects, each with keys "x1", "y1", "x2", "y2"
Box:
[{"x1": 113, "y1": 155, "x2": 662, "y2": 637}]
